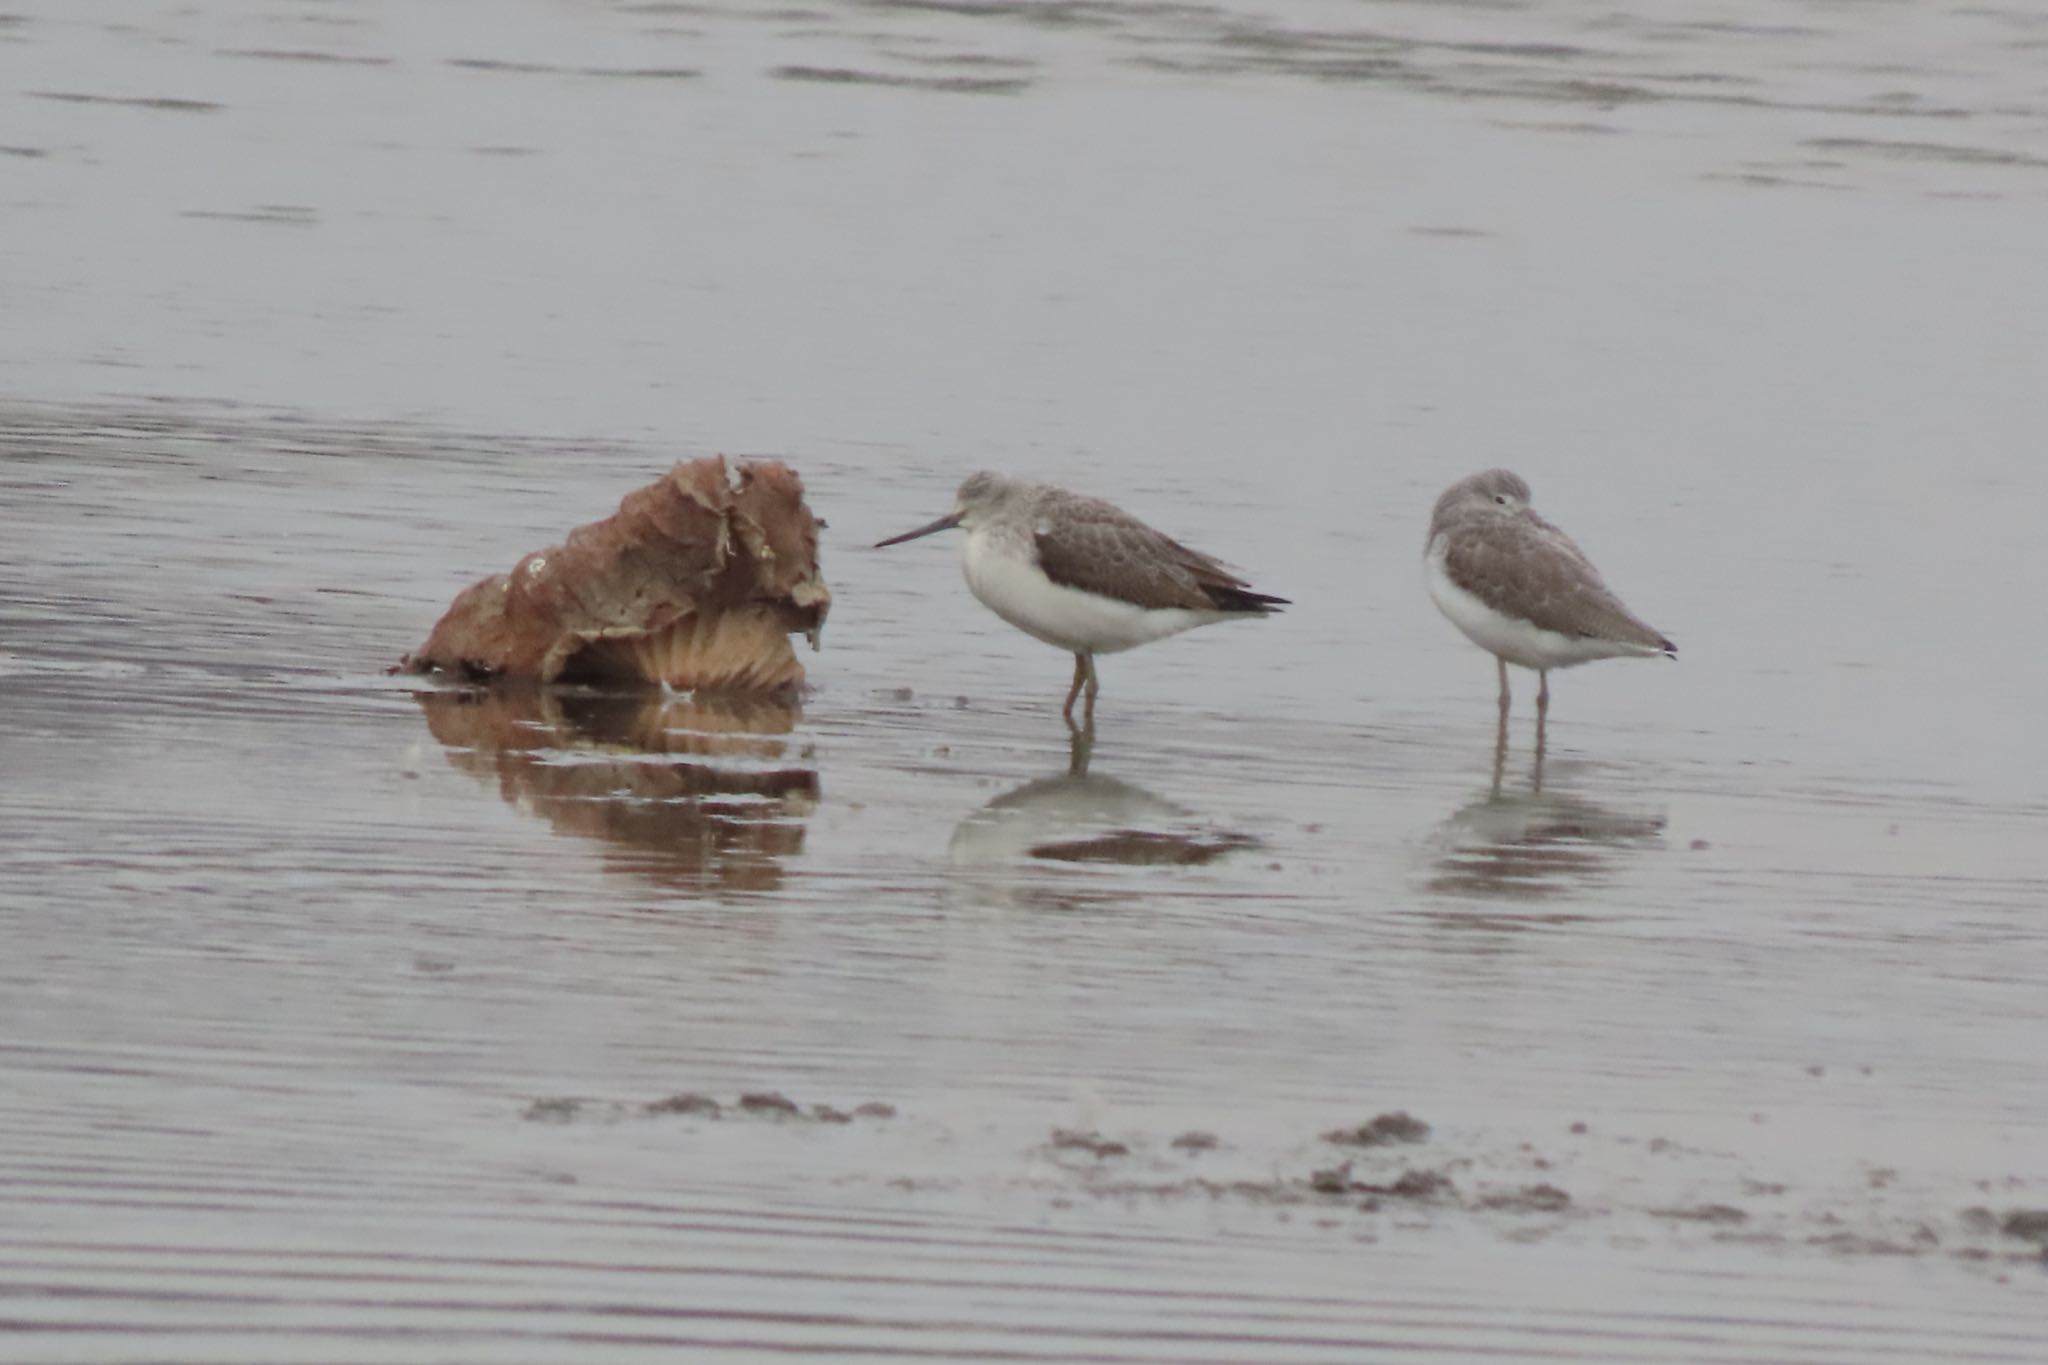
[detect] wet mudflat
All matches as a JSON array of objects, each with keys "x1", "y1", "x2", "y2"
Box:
[{"x1": 4, "y1": 0, "x2": 2048, "y2": 1359}]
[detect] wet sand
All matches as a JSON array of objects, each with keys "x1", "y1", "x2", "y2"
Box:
[{"x1": 4, "y1": 0, "x2": 2048, "y2": 1359}]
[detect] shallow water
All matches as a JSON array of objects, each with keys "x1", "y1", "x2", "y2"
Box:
[{"x1": 4, "y1": 0, "x2": 2048, "y2": 1358}]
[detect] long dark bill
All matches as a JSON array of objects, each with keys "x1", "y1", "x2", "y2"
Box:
[{"x1": 873, "y1": 511, "x2": 963, "y2": 548}]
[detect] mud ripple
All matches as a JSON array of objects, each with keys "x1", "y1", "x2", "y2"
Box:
[
  {"x1": 447, "y1": 58, "x2": 702, "y2": 78},
  {"x1": 29, "y1": 91, "x2": 223, "y2": 112},
  {"x1": 216, "y1": 48, "x2": 393, "y2": 67},
  {"x1": 770, "y1": 64, "x2": 1030, "y2": 94}
]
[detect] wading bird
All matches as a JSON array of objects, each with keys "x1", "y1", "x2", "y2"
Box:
[
  {"x1": 1425, "y1": 469, "x2": 1674, "y2": 772},
  {"x1": 877, "y1": 471, "x2": 1287, "y2": 726}
]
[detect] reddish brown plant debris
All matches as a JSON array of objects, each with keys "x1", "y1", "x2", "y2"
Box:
[{"x1": 400, "y1": 456, "x2": 829, "y2": 695}]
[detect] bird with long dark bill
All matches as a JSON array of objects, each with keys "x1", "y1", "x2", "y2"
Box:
[{"x1": 877, "y1": 471, "x2": 1287, "y2": 726}]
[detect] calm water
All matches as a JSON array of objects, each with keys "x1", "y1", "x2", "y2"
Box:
[{"x1": 4, "y1": 0, "x2": 2047, "y2": 1359}]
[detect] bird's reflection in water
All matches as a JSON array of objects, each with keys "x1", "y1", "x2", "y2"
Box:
[
  {"x1": 948, "y1": 724, "x2": 1257, "y2": 883},
  {"x1": 413, "y1": 688, "x2": 815, "y2": 893},
  {"x1": 1425, "y1": 738, "x2": 1667, "y2": 908}
]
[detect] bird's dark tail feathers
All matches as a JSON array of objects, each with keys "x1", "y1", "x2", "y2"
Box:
[{"x1": 1207, "y1": 585, "x2": 1290, "y2": 614}]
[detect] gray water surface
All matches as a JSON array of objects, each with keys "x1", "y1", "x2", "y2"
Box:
[{"x1": 4, "y1": 1, "x2": 2048, "y2": 1359}]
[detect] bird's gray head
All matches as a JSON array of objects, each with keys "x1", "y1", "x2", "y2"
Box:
[
  {"x1": 875, "y1": 470, "x2": 1029, "y2": 548},
  {"x1": 951, "y1": 470, "x2": 1029, "y2": 527},
  {"x1": 1430, "y1": 468, "x2": 1532, "y2": 537}
]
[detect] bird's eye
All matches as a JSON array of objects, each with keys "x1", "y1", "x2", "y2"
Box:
[{"x1": 1494, "y1": 494, "x2": 1508, "y2": 506}]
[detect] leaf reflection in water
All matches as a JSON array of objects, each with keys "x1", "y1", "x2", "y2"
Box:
[{"x1": 413, "y1": 688, "x2": 816, "y2": 894}]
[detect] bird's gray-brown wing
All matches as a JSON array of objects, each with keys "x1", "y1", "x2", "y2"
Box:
[
  {"x1": 1032, "y1": 492, "x2": 1285, "y2": 614},
  {"x1": 1443, "y1": 515, "x2": 1671, "y2": 650}
]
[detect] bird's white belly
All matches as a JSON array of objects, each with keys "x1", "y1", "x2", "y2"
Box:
[
  {"x1": 962, "y1": 533, "x2": 1215, "y2": 655},
  {"x1": 1426, "y1": 536, "x2": 1632, "y2": 672}
]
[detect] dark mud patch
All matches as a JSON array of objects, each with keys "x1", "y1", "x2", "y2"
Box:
[
  {"x1": 523, "y1": 1097, "x2": 584, "y2": 1124},
  {"x1": 1312, "y1": 1164, "x2": 1458, "y2": 1203},
  {"x1": 492, "y1": 1095, "x2": 2048, "y2": 1269},
  {"x1": 1029, "y1": 829, "x2": 1258, "y2": 865},
  {"x1": 525, "y1": 1091, "x2": 896, "y2": 1124},
  {"x1": 1048, "y1": 1129, "x2": 1130, "y2": 1159},
  {"x1": 999, "y1": 1115, "x2": 2045, "y2": 1269},
  {"x1": 1476, "y1": 1183, "x2": 1574, "y2": 1214},
  {"x1": 1995, "y1": 1208, "x2": 2048, "y2": 1245},
  {"x1": 1323, "y1": 1111, "x2": 1430, "y2": 1147},
  {"x1": 737, "y1": 1091, "x2": 895, "y2": 1121},
  {"x1": 1651, "y1": 1202, "x2": 1749, "y2": 1224},
  {"x1": 1071, "y1": 1158, "x2": 1472, "y2": 1214}
]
